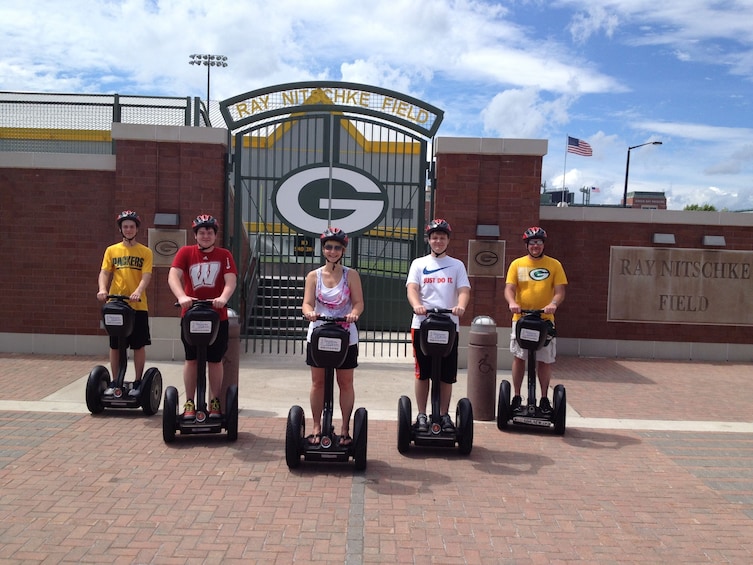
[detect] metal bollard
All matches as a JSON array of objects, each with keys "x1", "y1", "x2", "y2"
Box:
[
  {"x1": 467, "y1": 315, "x2": 497, "y2": 420},
  {"x1": 221, "y1": 309, "x2": 240, "y2": 408}
]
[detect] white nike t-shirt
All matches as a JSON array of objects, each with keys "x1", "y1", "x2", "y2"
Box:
[{"x1": 406, "y1": 254, "x2": 471, "y2": 329}]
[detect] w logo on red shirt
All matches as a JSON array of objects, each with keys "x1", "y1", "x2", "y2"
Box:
[{"x1": 189, "y1": 262, "x2": 221, "y2": 288}]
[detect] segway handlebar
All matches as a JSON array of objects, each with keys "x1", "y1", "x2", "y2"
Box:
[
  {"x1": 425, "y1": 307, "x2": 453, "y2": 314},
  {"x1": 306, "y1": 315, "x2": 348, "y2": 323},
  {"x1": 107, "y1": 294, "x2": 140, "y2": 302},
  {"x1": 520, "y1": 309, "x2": 545, "y2": 315},
  {"x1": 174, "y1": 299, "x2": 215, "y2": 308}
]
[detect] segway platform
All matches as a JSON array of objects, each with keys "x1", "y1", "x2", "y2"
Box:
[
  {"x1": 286, "y1": 318, "x2": 368, "y2": 471},
  {"x1": 86, "y1": 295, "x2": 162, "y2": 415},
  {"x1": 397, "y1": 310, "x2": 473, "y2": 455},
  {"x1": 162, "y1": 301, "x2": 239, "y2": 442},
  {"x1": 497, "y1": 310, "x2": 566, "y2": 435}
]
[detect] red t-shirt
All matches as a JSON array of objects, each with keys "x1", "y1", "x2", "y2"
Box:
[{"x1": 171, "y1": 245, "x2": 238, "y2": 320}]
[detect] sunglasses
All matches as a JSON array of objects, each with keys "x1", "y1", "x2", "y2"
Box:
[
  {"x1": 323, "y1": 244, "x2": 344, "y2": 251},
  {"x1": 527, "y1": 240, "x2": 545, "y2": 246}
]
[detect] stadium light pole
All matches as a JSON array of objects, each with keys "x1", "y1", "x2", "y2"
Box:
[
  {"x1": 623, "y1": 141, "x2": 662, "y2": 208},
  {"x1": 188, "y1": 54, "x2": 229, "y2": 110}
]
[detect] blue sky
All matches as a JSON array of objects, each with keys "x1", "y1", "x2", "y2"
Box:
[{"x1": 2, "y1": 0, "x2": 752, "y2": 210}]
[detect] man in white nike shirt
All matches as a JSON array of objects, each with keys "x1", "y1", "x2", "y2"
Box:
[{"x1": 406, "y1": 219, "x2": 471, "y2": 433}]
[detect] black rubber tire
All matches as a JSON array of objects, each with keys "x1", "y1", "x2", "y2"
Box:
[
  {"x1": 225, "y1": 385, "x2": 239, "y2": 441},
  {"x1": 140, "y1": 367, "x2": 162, "y2": 416},
  {"x1": 497, "y1": 380, "x2": 511, "y2": 430},
  {"x1": 553, "y1": 384, "x2": 567, "y2": 436},
  {"x1": 456, "y1": 397, "x2": 474, "y2": 456},
  {"x1": 353, "y1": 407, "x2": 368, "y2": 472},
  {"x1": 397, "y1": 395, "x2": 412, "y2": 454},
  {"x1": 85, "y1": 366, "x2": 109, "y2": 414},
  {"x1": 285, "y1": 405, "x2": 305, "y2": 469},
  {"x1": 162, "y1": 386, "x2": 178, "y2": 443}
]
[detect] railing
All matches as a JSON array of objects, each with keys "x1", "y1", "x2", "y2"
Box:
[{"x1": 0, "y1": 92, "x2": 212, "y2": 155}]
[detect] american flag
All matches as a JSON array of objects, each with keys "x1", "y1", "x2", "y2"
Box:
[
  {"x1": 591, "y1": 186, "x2": 600, "y2": 193},
  {"x1": 567, "y1": 136, "x2": 593, "y2": 156}
]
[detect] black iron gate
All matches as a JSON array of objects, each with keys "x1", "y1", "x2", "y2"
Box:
[{"x1": 219, "y1": 82, "x2": 443, "y2": 355}]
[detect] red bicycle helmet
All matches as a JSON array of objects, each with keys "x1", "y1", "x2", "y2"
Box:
[
  {"x1": 116, "y1": 210, "x2": 141, "y2": 228},
  {"x1": 192, "y1": 214, "x2": 219, "y2": 233},
  {"x1": 523, "y1": 226, "x2": 547, "y2": 242},
  {"x1": 425, "y1": 218, "x2": 452, "y2": 237},
  {"x1": 320, "y1": 227, "x2": 349, "y2": 248}
]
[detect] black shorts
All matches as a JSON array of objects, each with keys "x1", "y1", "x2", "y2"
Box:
[
  {"x1": 306, "y1": 343, "x2": 359, "y2": 369},
  {"x1": 412, "y1": 328, "x2": 459, "y2": 384},
  {"x1": 181, "y1": 320, "x2": 229, "y2": 363},
  {"x1": 109, "y1": 310, "x2": 151, "y2": 350}
]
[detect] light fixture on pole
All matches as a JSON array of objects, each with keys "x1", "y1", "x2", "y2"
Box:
[
  {"x1": 188, "y1": 54, "x2": 229, "y2": 111},
  {"x1": 623, "y1": 141, "x2": 662, "y2": 208}
]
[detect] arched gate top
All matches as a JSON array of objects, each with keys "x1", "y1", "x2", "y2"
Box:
[{"x1": 219, "y1": 81, "x2": 444, "y2": 137}]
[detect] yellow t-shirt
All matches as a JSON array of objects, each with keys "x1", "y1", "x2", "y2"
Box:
[
  {"x1": 101, "y1": 242, "x2": 153, "y2": 311},
  {"x1": 506, "y1": 254, "x2": 567, "y2": 322}
]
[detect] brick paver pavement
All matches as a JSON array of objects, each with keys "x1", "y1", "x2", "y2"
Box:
[{"x1": 0, "y1": 353, "x2": 752, "y2": 564}]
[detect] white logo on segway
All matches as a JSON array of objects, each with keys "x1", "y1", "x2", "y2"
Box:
[
  {"x1": 426, "y1": 329, "x2": 450, "y2": 345},
  {"x1": 104, "y1": 314, "x2": 124, "y2": 326},
  {"x1": 519, "y1": 328, "x2": 541, "y2": 342},
  {"x1": 317, "y1": 336, "x2": 344, "y2": 352},
  {"x1": 272, "y1": 165, "x2": 388, "y2": 235},
  {"x1": 189, "y1": 320, "x2": 213, "y2": 334}
]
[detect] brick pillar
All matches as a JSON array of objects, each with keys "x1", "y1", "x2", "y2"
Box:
[{"x1": 433, "y1": 137, "x2": 548, "y2": 327}]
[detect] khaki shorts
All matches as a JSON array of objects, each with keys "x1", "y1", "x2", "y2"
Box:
[{"x1": 509, "y1": 322, "x2": 557, "y2": 364}]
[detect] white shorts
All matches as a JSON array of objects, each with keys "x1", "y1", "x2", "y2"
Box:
[{"x1": 509, "y1": 322, "x2": 557, "y2": 364}]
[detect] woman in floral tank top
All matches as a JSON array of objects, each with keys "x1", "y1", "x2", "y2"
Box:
[{"x1": 302, "y1": 228, "x2": 364, "y2": 446}]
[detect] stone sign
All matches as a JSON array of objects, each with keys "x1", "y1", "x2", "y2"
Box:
[
  {"x1": 467, "y1": 240, "x2": 506, "y2": 278},
  {"x1": 608, "y1": 246, "x2": 753, "y2": 325}
]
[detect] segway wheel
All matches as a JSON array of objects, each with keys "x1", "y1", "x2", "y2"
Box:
[
  {"x1": 456, "y1": 397, "x2": 473, "y2": 456},
  {"x1": 285, "y1": 405, "x2": 305, "y2": 469},
  {"x1": 397, "y1": 395, "x2": 412, "y2": 454},
  {"x1": 496, "y1": 380, "x2": 511, "y2": 430},
  {"x1": 225, "y1": 385, "x2": 239, "y2": 441},
  {"x1": 162, "y1": 386, "x2": 179, "y2": 443},
  {"x1": 553, "y1": 384, "x2": 567, "y2": 436},
  {"x1": 353, "y1": 407, "x2": 368, "y2": 472},
  {"x1": 86, "y1": 366, "x2": 109, "y2": 414},
  {"x1": 140, "y1": 367, "x2": 162, "y2": 416}
]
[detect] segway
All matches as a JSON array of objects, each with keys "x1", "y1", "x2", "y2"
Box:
[
  {"x1": 497, "y1": 309, "x2": 566, "y2": 435},
  {"x1": 397, "y1": 308, "x2": 473, "y2": 455},
  {"x1": 286, "y1": 316, "x2": 368, "y2": 471},
  {"x1": 162, "y1": 300, "x2": 239, "y2": 443},
  {"x1": 86, "y1": 295, "x2": 162, "y2": 415}
]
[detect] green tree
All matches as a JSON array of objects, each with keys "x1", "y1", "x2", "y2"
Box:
[{"x1": 684, "y1": 203, "x2": 717, "y2": 211}]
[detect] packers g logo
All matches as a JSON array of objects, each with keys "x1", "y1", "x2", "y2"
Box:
[
  {"x1": 529, "y1": 268, "x2": 550, "y2": 281},
  {"x1": 272, "y1": 165, "x2": 388, "y2": 236}
]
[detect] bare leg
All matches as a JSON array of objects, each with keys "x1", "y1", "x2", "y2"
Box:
[
  {"x1": 511, "y1": 356, "x2": 525, "y2": 396},
  {"x1": 183, "y1": 360, "x2": 198, "y2": 401},
  {"x1": 537, "y1": 361, "x2": 552, "y2": 399},
  {"x1": 309, "y1": 367, "x2": 325, "y2": 437},
  {"x1": 207, "y1": 361, "x2": 224, "y2": 404},
  {"x1": 440, "y1": 381, "x2": 453, "y2": 415},
  {"x1": 414, "y1": 378, "x2": 429, "y2": 414},
  {"x1": 336, "y1": 368, "x2": 354, "y2": 436},
  {"x1": 133, "y1": 347, "x2": 145, "y2": 382},
  {"x1": 109, "y1": 349, "x2": 119, "y2": 382}
]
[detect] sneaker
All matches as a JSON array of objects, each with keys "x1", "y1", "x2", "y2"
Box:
[
  {"x1": 416, "y1": 413, "x2": 429, "y2": 433},
  {"x1": 183, "y1": 399, "x2": 196, "y2": 419},
  {"x1": 128, "y1": 381, "x2": 141, "y2": 397},
  {"x1": 440, "y1": 413, "x2": 455, "y2": 433},
  {"x1": 539, "y1": 397, "x2": 552, "y2": 415},
  {"x1": 511, "y1": 395, "x2": 523, "y2": 412},
  {"x1": 209, "y1": 398, "x2": 222, "y2": 418},
  {"x1": 103, "y1": 384, "x2": 115, "y2": 396}
]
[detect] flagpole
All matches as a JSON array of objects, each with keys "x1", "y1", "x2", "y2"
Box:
[{"x1": 562, "y1": 135, "x2": 568, "y2": 191}]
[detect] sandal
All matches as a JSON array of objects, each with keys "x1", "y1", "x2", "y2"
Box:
[
  {"x1": 306, "y1": 433, "x2": 321, "y2": 445},
  {"x1": 339, "y1": 434, "x2": 352, "y2": 447}
]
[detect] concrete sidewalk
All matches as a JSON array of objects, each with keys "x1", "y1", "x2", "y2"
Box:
[{"x1": 0, "y1": 352, "x2": 752, "y2": 564}]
